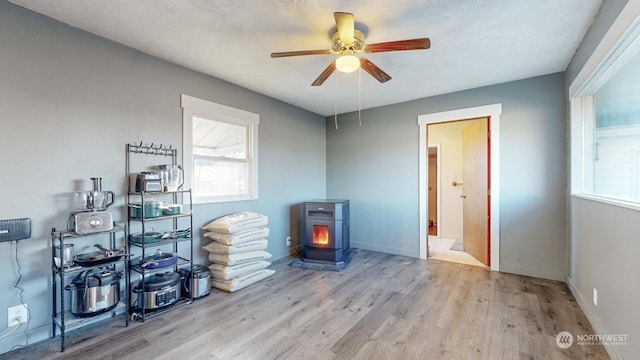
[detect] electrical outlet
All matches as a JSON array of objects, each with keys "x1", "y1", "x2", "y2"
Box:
[
  {"x1": 593, "y1": 288, "x2": 598, "y2": 306},
  {"x1": 8, "y1": 304, "x2": 28, "y2": 327},
  {"x1": 286, "y1": 236, "x2": 291, "y2": 246}
]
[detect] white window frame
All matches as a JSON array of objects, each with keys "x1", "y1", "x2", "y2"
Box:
[
  {"x1": 569, "y1": 2, "x2": 640, "y2": 211},
  {"x1": 181, "y1": 94, "x2": 259, "y2": 203}
]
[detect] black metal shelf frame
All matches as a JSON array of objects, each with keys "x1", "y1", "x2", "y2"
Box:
[
  {"x1": 125, "y1": 143, "x2": 194, "y2": 322},
  {"x1": 50, "y1": 225, "x2": 129, "y2": 352}
]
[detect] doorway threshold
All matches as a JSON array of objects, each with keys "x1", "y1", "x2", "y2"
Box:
[{"x1": 428, "y1": 236, "x2": 487, "y2": 268}]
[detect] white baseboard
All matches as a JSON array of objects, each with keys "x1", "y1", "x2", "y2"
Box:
[
  {"x1": 350, "y1": 241, "x2": 419, "y2": 258},
  {"x1": 499, "y1": 263, "x2": 564, "y2": 282},
  {"x1": 565, "y1": 274, "x2": 623, "y2": 360}
]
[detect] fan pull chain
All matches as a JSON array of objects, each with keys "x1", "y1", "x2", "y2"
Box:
[
  {"x1": 358, "y1": 66, "x2": 362, "y2": 126},
  {"x1": 334, "y1": 67, "x2": 339, "y2": 130}
]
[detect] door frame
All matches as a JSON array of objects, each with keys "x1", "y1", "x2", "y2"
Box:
[
  {"x1": 427, "y1": 144, "x2": 441, "y2": 238},
  {"x1": 418, "y1": 103, "x2": 501, "y2": 271}
]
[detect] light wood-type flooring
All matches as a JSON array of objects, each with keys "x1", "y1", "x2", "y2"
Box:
[{"x1": 1, "y1": 250, "x2": 610, "y2": 360}]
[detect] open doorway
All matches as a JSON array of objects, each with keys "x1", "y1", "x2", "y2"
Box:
[
  {"x1": 418, "y1": 104, "x2": 501, "y2": 272},
  {"x1": 426, "y1": 118, "x2": 488, "y2": 267}
]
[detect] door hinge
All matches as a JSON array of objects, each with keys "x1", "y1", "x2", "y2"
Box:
[{"x1": 488, "y1": 189, "x2": 491, "y2": 196}]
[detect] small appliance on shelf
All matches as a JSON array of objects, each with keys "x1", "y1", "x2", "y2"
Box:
[
  {"x1": 131, "y1": 172, "x2": 162, "y2": 193},
  {"x1": 158, "y1": 164, "x2": 184, "y2": 192},
  {"x1": 128, "y1": 165, "x2": 183, "y2": 193},
  {"x1": 67, "y1": 177, "x2": 115, "y2": 234}
]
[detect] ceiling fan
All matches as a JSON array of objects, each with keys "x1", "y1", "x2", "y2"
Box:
[{"x1": 271, "y1": 12, "x2": 431, "y2": 86}]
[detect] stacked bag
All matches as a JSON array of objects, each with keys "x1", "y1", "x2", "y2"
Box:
[{"x1": 202, "y1": 212, "x2": 275, "y2": 292}]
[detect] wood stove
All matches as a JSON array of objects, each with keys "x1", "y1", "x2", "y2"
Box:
[{"x1": 302, "y1": 199, "x2": 350, "y2": 264}]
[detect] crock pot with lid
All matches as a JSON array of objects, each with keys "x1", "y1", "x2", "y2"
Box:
[
  {"x1": 66, "y1": 270, "x2": 121, "y2": 317},
  {"x1": 179, "y1": 265, "x2": 211, "y2": 299},
  {"x1": 132, "y1": 272, "x2": 181, "y2": 310}
]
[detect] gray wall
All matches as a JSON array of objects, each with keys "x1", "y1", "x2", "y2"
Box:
[
  {"x1": 326, "y1": 73, "x2": 568, "y2": 281},
  {"x1": 569, "y1": 199, "x2": 640, "y2": 358},
  {"x1": 566, "y1": 0, "x2": 639, "y2": 358},
  {"x1": 0, "y1": 2, "x2": 325, "y2": 353},
  {"x1": 566, "y1": 0, "x2": 629, "y2": 85}
]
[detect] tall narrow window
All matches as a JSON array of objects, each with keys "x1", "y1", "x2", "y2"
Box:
[{"x1": 182, "y1": 95, "x2": 259, "y2": 203}]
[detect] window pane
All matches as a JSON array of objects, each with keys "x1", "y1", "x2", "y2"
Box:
[
  {"x1": 193, "y1": 157, "x2": 247, "y2": 197},
  {"x1": 182, "y1": 94, "x2": 258, "y2": 203},
  {"x1": 193, "y1": 116, "x2": 247, "y2": 159},
  {"x1": 592, "y1": 48, "x2": 640, "y2": 202}
]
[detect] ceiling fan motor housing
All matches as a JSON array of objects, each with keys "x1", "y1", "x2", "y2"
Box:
[{"x1": 332, "y1": 30, "x2": 365, "y2": 54}]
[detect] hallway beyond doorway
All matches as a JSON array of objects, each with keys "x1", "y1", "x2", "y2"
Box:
[{"x1": 428, "y1": 236, "x2": 487, "y2": 268}]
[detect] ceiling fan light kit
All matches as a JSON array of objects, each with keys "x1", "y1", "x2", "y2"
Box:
[
  {"x1": 335, "y1": 54, "x2": 360, "y2": 73},
  {"x1": 270, "y1": 12, "x2": 431, "y2": 86}
]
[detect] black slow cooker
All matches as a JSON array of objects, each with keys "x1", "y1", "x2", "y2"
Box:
[{"x1": 132, "y1": 272, "x2": 181, "y2": 310}]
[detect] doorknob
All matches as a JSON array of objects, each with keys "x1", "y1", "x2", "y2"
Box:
[{"x1": 460, "y1": 195, "x2": 467, "y2": 199}]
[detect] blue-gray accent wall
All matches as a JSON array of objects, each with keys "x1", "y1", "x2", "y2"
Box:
[
  {"x1": 0, "y1": 2, "x2": 325, "y2": 353},
  {"x1": 326, "y1": 73, "x2": 568, "y2": 281}
]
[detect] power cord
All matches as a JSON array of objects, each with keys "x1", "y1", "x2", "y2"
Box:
[
  {"x1": 290, "y1": 239, "x2": 302, "y2": 257},
  {"x1": 9, "y1": 240, "x2": 30, "y2": 350},
  {"x1": 0, "y1": 320, "x2": 22, "y2": 340}
]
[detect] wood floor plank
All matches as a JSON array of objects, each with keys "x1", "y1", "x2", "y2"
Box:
[
  {"x1": 0, "y1": 249, "x2": 611, "y2": 360},
  {"x1": 330, "y1": 290, "x2": 408, "y2": 358}
]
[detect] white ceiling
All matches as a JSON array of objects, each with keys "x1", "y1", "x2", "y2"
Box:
[{"x1": 10, "y1": 0, "x2": 602, "y2": 116}]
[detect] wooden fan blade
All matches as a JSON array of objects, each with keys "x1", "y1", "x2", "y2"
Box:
[
  {"x1": 271, "y1": 49, "x2": 332, "y2": 58},
  {"x1": 311, "y1": 61, "x2": 336, "y2": 86},
  {"x1": 359, "y1": 58, "x2": 392, "y2": 83},
  {"x1": 334, "y1": 12, "x2": 355, "y2": 45},
  {"x1": 364, "y1": 38, "x2": 431, "y2": 53}
]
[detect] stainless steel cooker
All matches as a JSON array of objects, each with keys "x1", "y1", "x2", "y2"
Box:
[
  {"x1": 66, "y1": 269, "x2": 121, "y2": 317},
  {"x1": 132, "y1": 272, "x2": 181, "y2": 310},
  {"x1": 179, "y1": 265, "x2": 211, "y2": 299}
]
